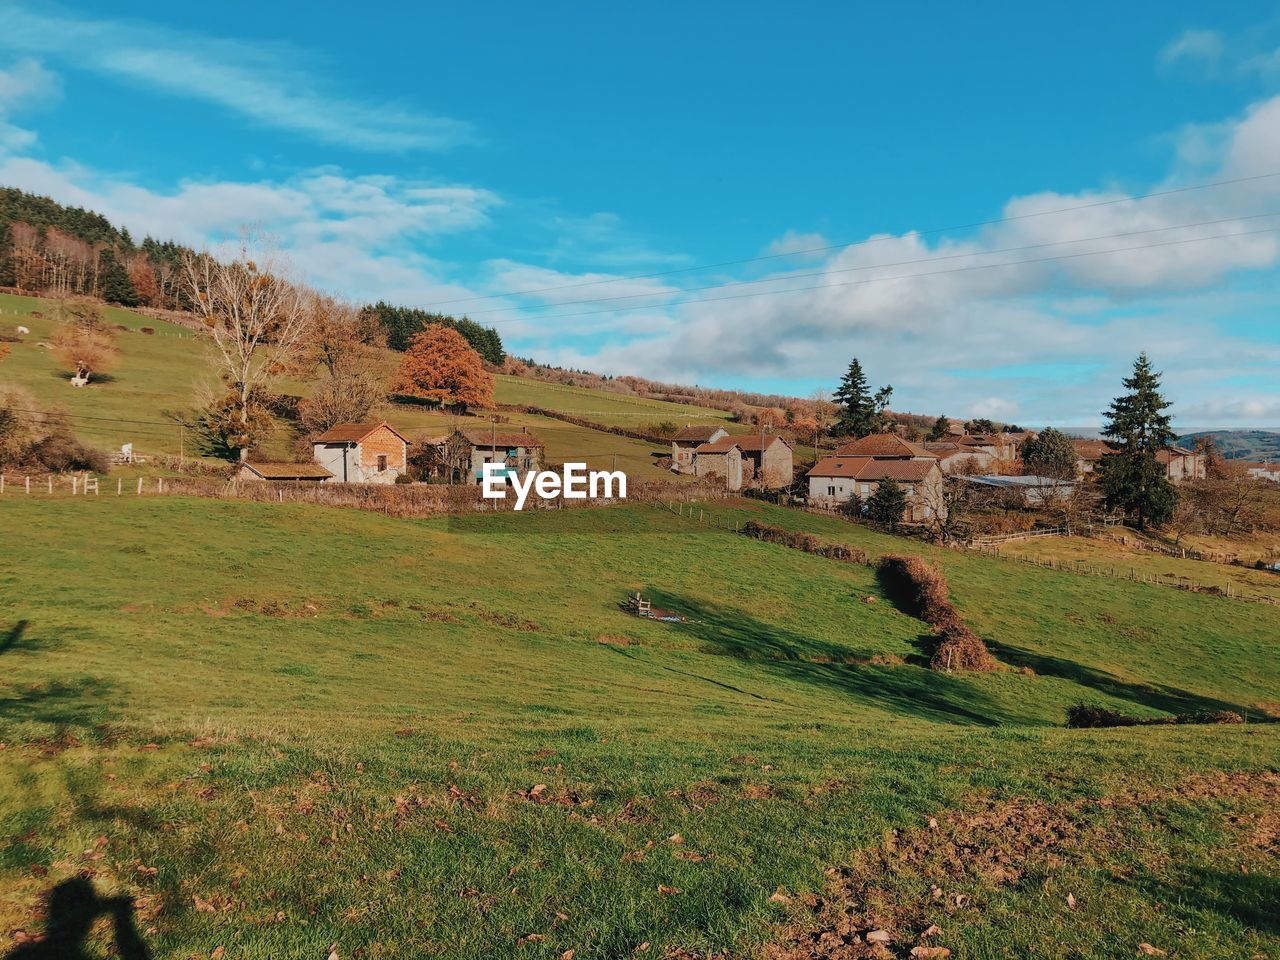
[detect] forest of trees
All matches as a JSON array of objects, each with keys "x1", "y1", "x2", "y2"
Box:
[
  {"x1": 359, "y1": 301, "x2": 504, "y2": 365},
  {"x1": 0, "y1": 190, "x2": 508, "y2": 369},
  {"x1": 0, "y1": 187, "x2": 195, "y2": 309}
]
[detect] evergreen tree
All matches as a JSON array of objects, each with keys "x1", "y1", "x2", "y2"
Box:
[
  {"x1": 1019, "y1": 427, "x2": 1077, "y2": 479},
  {"x1": 927, "y1": 414, "x2": 949, "y2": 441},
  {"x1": 833, "y1": 358, "x2": 892, "y2": 437},
  {"x1": 866, "y1": 478, "x2": 908, "y2": 528},
  {"x1": 98, "y1": 249, "x2": 139, "y2": 307},
  {"x1": 1099, "y1": 353, "x2": 1178, "y2": 529}
]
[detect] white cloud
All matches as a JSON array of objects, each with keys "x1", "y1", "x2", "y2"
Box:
[
  {"x1": 0, "y1": 56, "x2": 59, "y2": 151},
  {"x1": 0, "y1": 3, "x2": 469, "y2": 151},
  {"x1": 513, "y1": 93, "x2": 1280, "y2": 426},
  {"x1": 0, "y1": 153, "x2": 502, "y2": 307},
  {"x1": 1160, "y1": 29, "x2": 1225, "y2": 70}
]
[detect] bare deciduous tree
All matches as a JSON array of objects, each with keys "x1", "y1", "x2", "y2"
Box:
[{"x1": 183, "y1": 240, "x2": 311, "y2": 461}]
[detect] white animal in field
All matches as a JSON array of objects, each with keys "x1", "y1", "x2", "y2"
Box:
[
  {"x1": 70, "y1": 372, "x2": 89, "y2": 388},
  {"x1": 16, "y1": 325, "x2": 29, "y2": 334}
]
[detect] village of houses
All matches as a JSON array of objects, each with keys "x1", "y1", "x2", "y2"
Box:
[{"x1": 227, "y1": 414, "x2": 1263, "y2": 526}]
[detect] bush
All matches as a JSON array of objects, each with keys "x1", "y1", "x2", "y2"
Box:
[
  {"x1": 740, "y1": 520, "x2": 867, "y2": 564},
  {"x1": 140, "y1": 327, "x2": 155, "y2": 335},
  {"x1": 0, "y1": 390, "x2": 108, "y2": 472},
  {"x1": 876, "y1": 555, "x2": 996, "y2": 672},
  {"x1": 1067, "y1": 705, "x2": 1246, "y2": 728}
]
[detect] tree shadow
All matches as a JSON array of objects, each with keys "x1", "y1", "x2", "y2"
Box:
[
  {"x1": 4, "y1": 876, "x2": 151, "y2": 959},
  {"x1": 1, "y1": 620, "x2": 29, "y2": 654},
  {"x1": 987, "y1": 641, "x2": 1258, "y2": 718},
  {"x1": 51, "y1": 371, "x2": 119, "y2": 384},
  {"x1": 1150, "y1": 867, "x2": 1280, "y2": 937},
  {"x1": 0, "y1": 676, "x2": 117, "y2": 731},
  {"x1": 642, "y1": 589, "x2": 1015, "y2": 725}
]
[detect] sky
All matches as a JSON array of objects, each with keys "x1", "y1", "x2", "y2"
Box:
[{"x1": 1, "y1": 1, "x2": 1279, "y2": 429}]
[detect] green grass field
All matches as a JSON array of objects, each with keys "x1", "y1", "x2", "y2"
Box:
[
  {"x1": 991, "y1": 530, "x2": 1280, "y2": 604},
  {"x1": 1, "y1": 495, "x2": 1277, "y2": 958},
  {"x1": 0, "y1": 293, "x2": 738, "y2": 477},
  {"x1": 494, "y1": 374, "x2": 734, "y2": 429}
]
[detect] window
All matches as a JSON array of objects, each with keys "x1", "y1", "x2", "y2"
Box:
[
  {"x1": 377, "y1": 454, "x2": 388, "y2": 472},
  {"x1": 827, "y1": 485, "x2": 836, "y2": 497}
]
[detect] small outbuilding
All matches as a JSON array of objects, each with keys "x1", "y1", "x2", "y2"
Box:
[
  {"x1": 312, "y1": 421, "x2": 410, "y2": 484},
  {"x1": 238, "y1": 461, "x2": 334, "y2": 483}
]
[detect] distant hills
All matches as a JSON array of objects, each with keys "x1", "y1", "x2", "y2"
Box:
[{"x1": 1178, "y1": 429, "x2": 1280, "y2": 461}]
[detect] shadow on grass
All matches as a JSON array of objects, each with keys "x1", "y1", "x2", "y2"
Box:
[
  {"x1": 0, "y1": 676, "x2": 117, "y2": 731},
  {"x1": 1, "y1": 619, "x2": 30, "y2": 654},
  {"x1": 1154, "y1": 867, "x2": 1280, "y2": 937},
  {"x1": 4, "y1": 877, "x2": 151, "y2": 959},
  {"x1": 643, "y1": 590, "x2": 1013, "y2": 725},
  {"x1": 987, "y1": 641, "x2": 1256, "y2": 718},
  {"x1": 51, "y1": 370, "x2": 119, "y2": 385}
]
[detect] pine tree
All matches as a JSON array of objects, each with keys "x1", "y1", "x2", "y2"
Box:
[
  {"x1": 833, "y1": 358, "x2": 892, "y2": 437},
  {"x1": 927, "y1": 414, "x2": 948, "y2": 441},
  {"x1": 1099, "y1": 353, "x2": 1178, "y2": 529},
  {"x1": 866, "y1": 478, "x2": 908, "y2": 528},
  {"x1": 98, "y1": 249, "x2": 139, "y2": 306}
]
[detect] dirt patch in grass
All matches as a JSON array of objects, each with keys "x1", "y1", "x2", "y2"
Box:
[
  {"x1": 468, "y1": 603, "x2": 542, "y2": 632},
  {"x1": 764, "y1": 770, "x2": 1280, "y2": 959}
]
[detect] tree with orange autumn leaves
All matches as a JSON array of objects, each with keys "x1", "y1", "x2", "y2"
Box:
[{"x1": 394, "y1": 324, "x2": 493, "y2": 411}]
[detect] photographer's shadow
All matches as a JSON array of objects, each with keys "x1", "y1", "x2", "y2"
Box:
[{"x1": 6, "y1": 877, "x2": 151, "y2": 959}]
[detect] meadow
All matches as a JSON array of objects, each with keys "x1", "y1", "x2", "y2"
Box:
[
  {"x1": 1, "y1": 494, "x2": 1277, "y2": 959},
  {"x1": 0, "y1": 293, "x2": 729, "y2": 478}
]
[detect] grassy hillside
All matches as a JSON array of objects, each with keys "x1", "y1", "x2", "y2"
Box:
[
  {"x1": 1180, "y1": 429, "x2": 1280, "y2": 462},
  {"x1": 1, "y1": 495, "x2": 1277, "y2": 958},
  {"x1": 494, "y1": 374, "x2": 734, "y2": 429},
  {"x1": 0, "y1": 293, "x2": 740, "y2": 476}
]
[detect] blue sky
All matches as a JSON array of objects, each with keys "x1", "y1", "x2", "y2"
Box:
[{"x1": 1, "y1": 1, "x2": 1279, "y2": 427}]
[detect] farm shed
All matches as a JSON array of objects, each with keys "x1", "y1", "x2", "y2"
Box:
[{"x1": 312, "y1": 422, "x2": 410, "y2": 484}]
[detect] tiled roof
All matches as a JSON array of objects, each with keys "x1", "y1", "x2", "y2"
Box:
[
  {"x1": 314, "y1": 421, "x2": 409, "y2": 444},
  {"x1": 457, "y1": 428, "x2": 544, "y2": 448},
  {"x1": 242, "y1": 461, "x2": 333, "y2": 479},
  {"x1": 834, "y1": 433, "x2": 934, "y2": 458},
  {"x1": 695, "y1": 434, "x2": 791, "y2": 454},
  {"x1": 807, "y1": 456, "x2": 938, "y2": 482},
  {"x1": 924, "y1": 442, "x2": 993, "y2": 458},
  {"x1": 671, "y1": 425, "x2": 725, "y2": 442},
  {"x1": 1070, "y1": 439, "x2": 1118, "y2": 459}
]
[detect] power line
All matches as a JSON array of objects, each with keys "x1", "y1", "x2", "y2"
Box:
[
  {"x1": 457, "y1": 211, "x2": 1280, "y2": 318},
  {"x1": 465, "y1": 224, "x2": 1280, "y2": 327},
  {"x1": 412, "y1": 170, "x2": 1280, "y2": 310}
]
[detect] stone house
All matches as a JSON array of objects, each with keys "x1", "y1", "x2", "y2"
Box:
[
  {"x1": 670, "y1": 425, "x2": 729, "y2": 474},
  {"x1": 923, "y1": 441, "x2": 996, "y2": 475},
  {"x1": 835, "y1": 433, "x2": 935, "y2": 460},
  {"x1": 805, "y1": 456, "x2": 946, "y2": 523},
  {"x1": 311, "y1": 422, "x2": 410, "y2": 484},
  {"x1": 1156, "y1": 446, "x2": 1207, "y2": 484},
  {"x1": 425, "y1": 427, "x2": 544, "y2": 484},
  {"x1": 1243, "y1": 461, "x2": 1280, "y2": 483},
  {"x1": 693, "y1": 434, "x2": 793, "y2": 490}
]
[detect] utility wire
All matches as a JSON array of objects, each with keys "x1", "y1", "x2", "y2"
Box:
[
  {"x1": 458, "y1": 210, "x2": 1280, "y2": 318},
  {"x1": 470, "y1": 224, "x2": 1280, "y2": 327},
  {"x1": 412, "y1": 170, "x2": 1280, "y2": 309}
]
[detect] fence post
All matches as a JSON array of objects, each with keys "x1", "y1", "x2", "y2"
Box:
[
  {"x1": 117, "y1": 477, "x2": 122, "y2": 495},
  {"x1": 25, "y1": 476, "x2": 30, "y2": 494},
  {"x1": 137, "y1": 477, "x2": 143, "y2": 495},
  {"x1": 1, "y1": 475, "x2": 4, "y2": 494},
  {"x1": 48, "y1": 476, "x2": 52, "y2": 494},
  {"x1": 72, "y1": 476, "x2": 78, "y2": 495}
]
